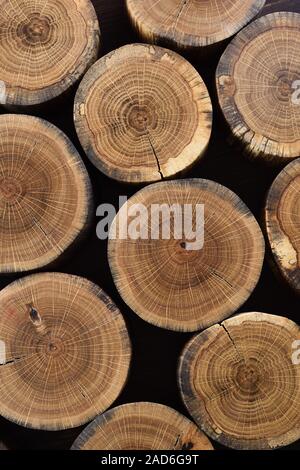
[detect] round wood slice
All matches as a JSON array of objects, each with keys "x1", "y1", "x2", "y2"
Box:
[
  {"x1": 108, "y1": 179, "x2": 265, "y2": 332},
  {"x1": 126, "y1": 0, "x2": 266, "y2": 51},
  {"x1": 178, "y1": 312, "x2": 300, "y2": 450},
  {"x1": 0, "y1": 0, "x2": 100, "y2": 108},
  {"x1": 265, "y1": 158, "x2": 300, "y2": 293},
  {"x1": 71, "y1": 402, "x2": 213, "y2": 450},
  {"x1": 0, "y1": 114, "x2": 92, "y2": 274},
  {"x1": 217, "y1": 12, "x2": 300, "y2": 164},
  {"x1": 74, "y1": 43, "x2": 212, "y2": 183},
  {"x1": 0, "y1": 272, "x2": 131, "y2": 430}
]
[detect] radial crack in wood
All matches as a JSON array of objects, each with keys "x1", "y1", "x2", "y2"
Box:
[
  {"x1": 217, "y1": 12, "x2": 300, "y2": 164},
  {"x1": 0, "y1": 272, "x2": 131, "y2": 430},
  {"x1": 178, "y1": 312, "x2": 300, "y2": 449},
  {"x1": 0, "y1": 0, "x2": 100, "y2": 109},
  {"x1": 126, "y1": 0, "x2": 266, "y2": 51},
  {"x1": 71, "y1": 402, "x2": 214, "y2": 450},
  {"x1": 0, "y1": 114, "x2": 92, "y2": 274},
  {"x1": 265, "y1": 158, "x2": 300, "y2": 293},
  {"x1": 74, "y1": 43, "x2": 212, "y2": 184},
  {"x1": 108, "y1": 179, "x2": 265, "y2": 331}
]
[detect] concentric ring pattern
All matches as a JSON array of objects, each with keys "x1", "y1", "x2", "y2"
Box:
[
  {"x1": 0, "y1": 273, "x2": 131, "y2": 430},
  {"x1": 0, "y1": 0, "x2": 100, "y2": 106},
  {"x1": 178, "y1": 312, "x2": 300, "y2": 449},
  {"x1": 126, "y1": 0, "x2": 266, "y2": 49},
  {"x1": 265, "y1": 158, "x2": 300, "y2": 292},
  {"x1": 108, "y1": 179, "x2": 265, "y2": 331},
  {"x1": 217, "y1": 12, "x2": 300, "y2": 162},
  {"x1": 0, "y1": 114, "x2": 91, "y2": 273},
  {"x1": 72, "y1": 402, "x2": 213, "y2": 450},
  {"x1": 74, "y1": 44, "x2": 212, "y2": 183}
]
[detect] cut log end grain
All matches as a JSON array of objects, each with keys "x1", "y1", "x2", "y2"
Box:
[
  {"x1": 178, "y1": 312, "x2": 300, "y2": 450},
  {"x1": 0, "y1": 0, "x2": 100, "y2": 108},
  {"x1": 265, "y1": 158, "x2": 300, "y2": 293},
  {"x1": 0, "y1": 114, "x2": 91, "y2": 274},
  {"x1": 217, "y1": 12, "x2": 300, "y2": 164},
  {"x1": 74, "y1": 44, "x2": 212, "y2": 184},
  {"x1": 71, "y1": 402, "x2": 214, "y2": 450},
  {"x1": 0, "y1": 273, "x2": 131, "y2": 430},
  {"x1": 108, "y1": 179, "x2": 265, "y2": 332},
  {"x1": 126, "y1": 0, "x2": 266, "y2": 50}
]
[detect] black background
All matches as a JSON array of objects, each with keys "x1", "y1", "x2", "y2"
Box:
[{"x1": 0, "y1": 0, "x2": 299, "y2": 451}]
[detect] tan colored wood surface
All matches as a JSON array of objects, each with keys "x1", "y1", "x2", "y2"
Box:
[
  {"x1": 265, "y1": 158, "x2": 300, "y2": 292},
  {"x1": 126, "y1": 0, "x2": 266, "y2": 51},
  {"x1": 108, "y1": 179, "x2": 265, "y2": 331},
  {"x1": 72, "y1": 402, "x2": 213, "y2": 450},
  {"x1": 178, "y1": 312, "x2": 300, "y2": 449},
  {"x1": 0, "y1": 273, "x2": 131, "y2": 430},
  {"x1": 217, "y1": 12, "x2": 300, "y2": 163},
  {"x1": 74, "y1": 43, "x2": 212, "y2": 183},
  {"x1": 0, "y1": 114, "x2": 92, "y2": 273},
  {"x1": 0, "y1": 0, "x2": 100, "y2": 108}
]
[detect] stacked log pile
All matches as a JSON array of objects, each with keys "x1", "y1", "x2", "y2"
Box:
[{"x1": 0, "y1": 0, "x2": 299, "y2": 452}]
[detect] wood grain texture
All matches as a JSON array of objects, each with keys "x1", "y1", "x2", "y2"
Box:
[
  {"x1": 0, "y1": 0, "x2": 100, "y2": 108},
  {"x1": 178, "y1": 312, "x2": 300, "y2": 449},
  {"x1": 217, "y1": 12, "x2": 300, "y2": 163},
  {"x1": 71, "y1": 402, "x2": 213, "y2": 450},
  {"x1": 126, "y1": 0, "x2": 266, "y2": 51},
  {"x1": 108, "y1": 179, "x2": 265, "y2": 332},
  {"x1": 262, "y1": 0, "x2": 300, "y2": 15},
  {"x1": 0, "y1": 0, "x2": 299, "y2": 452},
  {"x1": 265, "y1": 158, "x2": 300, "y2": 293},
  {"x1": 74, "y1": 43, "x2": 212, "y2": 183},
  {"x1": 0, "y1": 114, "x2": 92, "y2": 274},
  {"x1": 0, "y1": 273, "x2": 131, "y2": 430}
]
